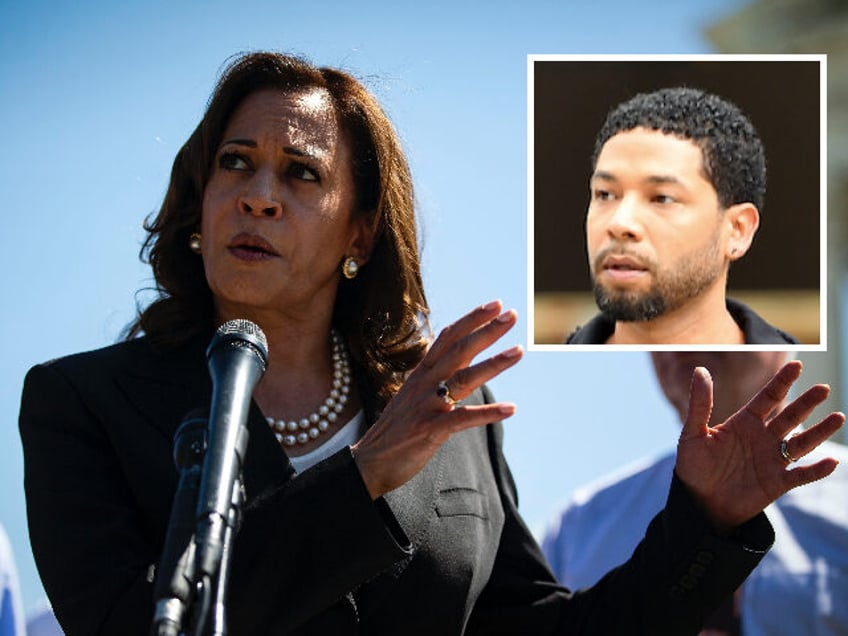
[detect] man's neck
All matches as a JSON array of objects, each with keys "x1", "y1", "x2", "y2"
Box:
[{"x1": 607, "y1": 290, "x2": 745, "y2": 345}]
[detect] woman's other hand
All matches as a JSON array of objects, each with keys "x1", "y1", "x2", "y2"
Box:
[
  {"x1": 351, "y1": 300, "x2": 523, "y2": 499},
  {"x1": 676, "y1": 360, "x2": 845, "y2": 534}
]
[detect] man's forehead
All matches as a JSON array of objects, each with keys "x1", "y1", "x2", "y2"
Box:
[
  {"x1": 594, "y1": 127, "x2": 707, "y2": 180},
  {"x1": 599, "y1": 127, "x2": 702, "y2": 159}
]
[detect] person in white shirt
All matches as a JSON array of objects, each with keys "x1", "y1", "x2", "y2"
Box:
[
  {"x1": 542, "y1": 352, "x2": 848, "y2": 635},
  {"x1": 0, "y1": 523, "x2": 26, "y2": 636},
  {"x1": 26, "y1": 600, "x2": 64, "y2": 636}
]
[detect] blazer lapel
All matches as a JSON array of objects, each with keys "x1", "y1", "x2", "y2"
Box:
[
  {"x1": 114, "y1": 336, "x2": 293, "y2": 498},
  {"x1": 114, "y1": 336, "x2": 212, "y2": 445}
]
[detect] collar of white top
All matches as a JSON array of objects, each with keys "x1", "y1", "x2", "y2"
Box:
[{"x1": 287, "y1": 409, "x2": 366, "y2": 474}]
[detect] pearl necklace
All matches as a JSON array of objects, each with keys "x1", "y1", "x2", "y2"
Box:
[{"x1": 265, "y1": 330, "x2": 351, "y2": 447}]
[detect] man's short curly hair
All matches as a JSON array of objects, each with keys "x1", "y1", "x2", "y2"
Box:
[{"x1": 592, "y1": 87, "x2": 766, "y2": 211}]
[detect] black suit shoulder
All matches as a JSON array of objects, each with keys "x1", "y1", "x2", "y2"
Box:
[
  {"x1": 564, "y1": 313, "x2": 614, "y2": 344},
  {"x1": 30, "y1": 335, "x2": 206, "y2": 385},
  {"x1": 726, "y1": 298, "x2": 798, "y2": 344}
]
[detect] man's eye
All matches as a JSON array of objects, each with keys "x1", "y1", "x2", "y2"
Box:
[
  {"x1": 652, "y1": 194, "x2": 677, "y2": 204},
  {"x1": 592, "y1": 189, "x2": 615, "y2": 201},
  {"x1": 219, "y1": 152, "x2": 249, "y2": 171}
]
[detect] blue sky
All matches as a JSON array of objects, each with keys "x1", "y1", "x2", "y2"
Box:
[{"x1": 0, "y1": 0, "x2": 809, "y2": 616}]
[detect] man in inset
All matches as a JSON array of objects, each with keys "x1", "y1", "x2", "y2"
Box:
[
  {"x1": 541, "y1": 352, "x2": 848, "y2": 634},
  {"x1": 565, "y1": 87, "x2": 796, "y2": 344}
]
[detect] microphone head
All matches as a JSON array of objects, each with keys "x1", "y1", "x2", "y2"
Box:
[{"x1": 207, "y1": 319, "x2": 269, "y2": 370}]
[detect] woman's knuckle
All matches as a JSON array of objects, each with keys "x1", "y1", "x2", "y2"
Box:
[
  {"x1": 438, "y1": 323, "x2": 455, "y2": 340},
  {"x1": 451, "y1": 368, "x2": 471, "y2": 391}
]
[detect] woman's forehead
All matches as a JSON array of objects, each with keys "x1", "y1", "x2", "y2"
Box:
[
  {"x1": 222, "y1": 88, "x2": 343, "y2": 156},
  {"x1": 227, "y1": 88, "x2": 336, "y2": 129}
]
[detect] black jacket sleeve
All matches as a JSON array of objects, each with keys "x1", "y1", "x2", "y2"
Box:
[{"x1": 467, "y1": 390, "x2": 773, "y2": 635}]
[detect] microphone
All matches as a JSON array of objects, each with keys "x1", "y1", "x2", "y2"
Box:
[{"x1": 194, "y1": 319, "x2": 268, "y2": 580}]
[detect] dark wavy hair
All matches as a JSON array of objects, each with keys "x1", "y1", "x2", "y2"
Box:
[
  {"x1": 125, "y1": 51, "x2": 430, "y2": 405},
  {"x1": 592, "y1": 87, "x2": 766, "y2": 212}
]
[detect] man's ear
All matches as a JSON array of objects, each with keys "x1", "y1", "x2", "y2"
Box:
[{"x1": 724, "y1": 202, "x2": 760, "y2": 261}]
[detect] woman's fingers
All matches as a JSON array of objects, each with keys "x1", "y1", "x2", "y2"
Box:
[
  {"x1": 742, "y1": 360, "x2": 802, "y2": 421},
  {"x1": 442, "y1": 402, "x2": 518, "y2": 435},
  {"x1": 422, "y1": 301, "x2": 502, "y2": 364},
  {"x1": 767, "y1": 383, "x2": 831, "y2": 440},
  {"x1": 679, "y1": 367, "x2": 713, "y2": 442},
  {"x1": 442, "y1": 345, "x2": 523, "y2": 404},
  {"x1": 780, "y1": 411, "x2": 845, "y2": 465},
  {"x1": 423, "y1": 301, "x2": 517, "y2": 374},
  {"x1": 784, "y1": 458, "x2": 840, "y2": 490},
  {"x1": 415, "y1": 301, "x2": 519, "y2": 409}
]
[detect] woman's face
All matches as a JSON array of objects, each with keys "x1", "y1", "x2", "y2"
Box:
[{"x1": 200, "y1": 88, "x2": 372, "y2": 325}]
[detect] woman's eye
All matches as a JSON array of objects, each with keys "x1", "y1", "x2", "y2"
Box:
[
  {"x1": 219, "y1": 152, "x2": 249, "y2": 171},
  {"x1": 289, "y1": 163, "x2": 319, "y2": 182},
  {"x1": 592, "y1": 189, "x2": 614, "y2": 201}
]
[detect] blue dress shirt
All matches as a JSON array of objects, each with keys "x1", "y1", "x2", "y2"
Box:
[{"x1": 541, "y1": 440, "x2": 848, "y2": 635}]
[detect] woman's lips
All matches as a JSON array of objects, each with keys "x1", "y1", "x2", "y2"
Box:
[{"x1": 227, "y1": 232, "x2": 279, "y2": 261}]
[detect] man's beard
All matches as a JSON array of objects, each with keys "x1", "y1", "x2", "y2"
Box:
[
  {"x1": 594, "y1": 284, "x2": 667, "y2": 322},
  {"x1": 592, "y1": 243, "x2": 724, "y2": 323}
]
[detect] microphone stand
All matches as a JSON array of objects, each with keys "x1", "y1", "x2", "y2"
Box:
[
  {"x1": 152, "y1": 413, "x2": 207, "y2": 636},
  {"x1": 207, "y1": 478, "x2": 244, "y2": 636},
  {"x1": 151, "y1": 416, "x2": 249, "y2": 636}
]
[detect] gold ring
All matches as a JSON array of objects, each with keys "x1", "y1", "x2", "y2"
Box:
[
  {"x1": 437, "y1": 380, "x2": 456, "y2": 408},
  {"x1": 779, "y1": 439, "x2": 797, "y2": 464}
]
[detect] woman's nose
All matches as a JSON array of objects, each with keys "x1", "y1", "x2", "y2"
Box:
[{"x1": 238, "y1": 170, "x2": 282, "y2": 218}]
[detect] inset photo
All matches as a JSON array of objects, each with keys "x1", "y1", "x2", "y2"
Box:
[{"x1": 529, "y1": 54, "x2": 825, "y2": 350}]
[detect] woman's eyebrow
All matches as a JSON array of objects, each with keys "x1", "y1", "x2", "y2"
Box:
[
  {"x1": 283, "y1": 145, "x2": 317, "y2": 160},
  {"x1": 220, "y1": 138, "x2": 321, "y2": 161},
  {"x1": 220, "y1": 138, "x2": 257, "y2": 148}
]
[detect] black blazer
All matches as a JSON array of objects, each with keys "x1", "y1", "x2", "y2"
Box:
[{"x1": 19, "y1": 335, "x2": 773, "y2": 635}]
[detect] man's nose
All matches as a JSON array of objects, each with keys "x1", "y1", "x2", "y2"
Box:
[{"x1": 605, "y1": 194, "x2": 643, "y2": 241}]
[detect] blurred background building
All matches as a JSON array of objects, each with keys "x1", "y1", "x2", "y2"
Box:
[{"x1": 708, "y1": 0, "x2": 848, "y2": 441}]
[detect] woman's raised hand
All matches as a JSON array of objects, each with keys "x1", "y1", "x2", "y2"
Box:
[
  {"x1": 351, "y1": 300, "x2": 523, "y2": 499},
  {"x1": 675, "y1": 361, "x2": 845, "y2": 534}
]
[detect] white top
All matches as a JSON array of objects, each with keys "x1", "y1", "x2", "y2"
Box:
[
  {"x1": 540, "y1": 440, "x2": 848, "y2": 635},
  {"x1": 0, "y1": 524, "x2": 26, "y2": 636},
  {"x1": 288, "y1": 409, "x2": 366, "y2": 474}
]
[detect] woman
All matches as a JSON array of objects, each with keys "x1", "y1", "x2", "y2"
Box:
[{"x1": 19, "y1": 52, "x2": 843, "y2": 635}]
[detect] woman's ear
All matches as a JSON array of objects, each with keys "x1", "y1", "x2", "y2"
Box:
[
  {"x1": 346, "y1": 211, "x2": 378, "y2": 266},
  {"x1": 724, "y1": 202, "x2": 760, "y2": 261}
]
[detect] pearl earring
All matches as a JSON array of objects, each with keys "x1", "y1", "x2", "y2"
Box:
[
  {"x1": 189, "y1": 233, "x2": 202, "y2": 254},
  {"x1": 342, "y1": 256, "x2": 359, "y2": 279}
]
